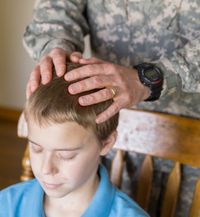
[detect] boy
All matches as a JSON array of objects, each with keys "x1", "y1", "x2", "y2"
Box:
[{"x1": 0, "y1": 63, "x2": 149, "y2": 217}]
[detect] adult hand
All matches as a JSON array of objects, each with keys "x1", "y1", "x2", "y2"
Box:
[
  {"x1": 64, "y1": 57, "x2": 150, "y2": 123},
  {"x1": 26, "y1": 48, "x2": 82, "y2": 99}
]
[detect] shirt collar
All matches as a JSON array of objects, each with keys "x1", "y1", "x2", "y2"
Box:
[{"x1": 82, "y1": 164, "x2": 116, "y2": 217}]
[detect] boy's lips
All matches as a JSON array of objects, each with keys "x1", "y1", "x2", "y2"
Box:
[{"x1": 42, "y1": 181, "x2": 63, "y2": 189}]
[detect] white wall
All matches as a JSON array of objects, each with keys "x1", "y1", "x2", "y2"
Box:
[
  {"x1": 0, "y1": 1, "x2": 92, "y2": 110},
  {"x1": 0, "y1": 0, "x2": 35, "y2": 110}
]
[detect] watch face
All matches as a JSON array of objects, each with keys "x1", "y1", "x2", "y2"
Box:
[
  {"x1": 135, "y1": 63, "x2": 163, "y2": 101},
  {"x1": 144, "y1": 68, "x2": 161, "y2": 82},
  {"x1": 144, "y1": 68, "x2": 161, "y2": 84}
]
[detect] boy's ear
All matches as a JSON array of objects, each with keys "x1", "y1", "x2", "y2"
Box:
[{"x1": 100, "y1": 130, "x2": 117, "y2": 156}]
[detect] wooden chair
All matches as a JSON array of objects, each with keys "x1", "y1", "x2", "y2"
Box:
[{"x1": 18, "y1": 109, "x2": 200, "y2": 217}]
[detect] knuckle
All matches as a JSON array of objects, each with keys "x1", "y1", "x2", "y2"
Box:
[
  {"x1": 40, "y1": 55, "x2": 50, "y2": 63},
  {"x1": 103, "y1": 89, "x2": 110, "y2": 98},
  {"x1": 115, "y1": 72, "x2": 123, "y2": 82},
  {"x1": 86, "y1": 65, "x2": 94, "y2": 74},
  {"x1": 78, "y1": 81, "x2": 86, "y2": 91},
  {"x1": 71, "y1": 51, "x2": 82, "y2": 57},
  {"x1": 30, "y1": 70, "x2": 38, "y2": 81},
  {"x1": 41, "y1": 65, "x2": 51, "y2": 74},
  {"x1": 93, "y1": 76, "x2": 103, "y2": 86},
  {"x1": 55, "y1": 62, "x2": 66, "y2": 70},
  {"x1": 72, "y1": 71, "x2": 79, "y2": 79},
  {"x1": 124, "y1": 94, "x2": 132, "y2": 103},
  {"x1": 113, "y1": 104, "x2": 120, "y2": 113},
  {"x1": 50, "y1": 48, "x2": 62, "y2": 56},
  {"x1": 122, "y1": 94, "x2": 132, "y2": 107},
  {"x1": 53, "y1": 56, "x2": 63, "y2": 63},
  {"x1": 40, "y1": 61, "x2": 52, "y2": 71},
  {"x1": 123, "y1": 84, "x2": 130, "y2": 93},
  {"x1": 101, "y1": 113, "x2": 109, "y2": 121},
  {"x1": 103, "y1": 63, "x2": 115, "y2": 73},
  {"x1": 88, "y1": 94, "x2": 95, "y2": 102}
]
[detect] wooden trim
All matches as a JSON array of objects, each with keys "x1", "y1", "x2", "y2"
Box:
[
  {"x1": 136, "y1": 155, "x2": 153, "y2": 211},
  {"x1": 161, "y1": 162, "x2": 181, "y2": 217},
  {"x1": 189, "y1": 179, "x2": 200, "y2": 217},
  {"x1": 115, "y1": 109, "x2": 200, "y2": 167},
  {"x1": 110, "y1": 150, "x2": 125, "y2": 188},
  {"x1": 0, "y1": 106, "x2": 22, "y2": 122}
]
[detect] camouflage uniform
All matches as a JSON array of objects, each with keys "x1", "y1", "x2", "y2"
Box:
[{"x1": 23, "y1": 1, "x2": 200, "y2": 216}]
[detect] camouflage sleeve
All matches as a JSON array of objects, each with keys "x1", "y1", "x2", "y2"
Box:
[
  {"x1": 157, "y1": 1, "x2": 200, "y2": 94},
  {"x1": 23, "y1": 0, "x2": 89, "y2": 61}
]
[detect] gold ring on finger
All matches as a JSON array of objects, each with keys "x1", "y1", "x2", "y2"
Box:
[{"x1": 109, "y1": 86, "x2": 118, "y2": 98}]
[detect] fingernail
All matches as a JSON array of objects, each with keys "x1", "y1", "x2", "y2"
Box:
[
  {"x1": 68, "y1": 86, "x2": 75, "y2": 94},
  {"x1": 79, "y1": 97, "x2": 86, "y2": 105},
  {"x1": 79, "y1": 58, "x2": 87, "y2": 63},
  {"x1": 72, "y1": 56, "x2": 79, "y2": 61},
  {"x1": 57, "y1": 72, "x2": 63, "y2": 77},
  {"x1": 79, "y1": 97, "x2": 84, "y2": 104},
  {"x1": 96, "y1": 118, "x2": 101, "y2": 124},
  {"x1": 31, "y1": 83, "x2": 38, "y2": 92},
  {"x1": 65, "y1": 73, "x2": 72, "y2": 80},
  {"x1": 42, "y1": 80, "x2": 48, "y2": 85},
  {"x1": 42, "y1": 76, "x2": 49, "y2": 84},
  {"x1": 57, "y1": 66, "x2": 65, "y2": 76}
]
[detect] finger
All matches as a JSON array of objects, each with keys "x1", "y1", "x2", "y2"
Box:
[
  {"x1": 52, "y1": 52, "x2": 67, "y2": 77},
  {"x1": 68, "y1": 75, "x2": 114, "y2": 94},
  {"x1": 40, "y1": 56, "x2": 53, "y2": 84},
  {"x1": 96, "y1": 102, "x2": 121, "y2": 124},
  {"x1": 78, "y1": 88, "x2": 115, "y2": 106},
  {"x1": 79, "y1": 57, "x2": 104, "y2": 65},
  {"x1": 29, "y1": 65, "x2": 41, "y2": 93},
  {"x1": 64, "y1": 64, "x2": 110, "y2": 81},
  {"x1": 70, "y1": 52, "x2": 82, "y2": 63}
]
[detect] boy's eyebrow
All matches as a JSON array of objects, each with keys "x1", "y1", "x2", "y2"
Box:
[{"x1": 27, "y1": 138, "x2": 82, "y2": 151}]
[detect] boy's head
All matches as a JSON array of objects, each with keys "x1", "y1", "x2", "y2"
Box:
[
  {"x1": 24, "y1": 63, "x2": 119, "y2": 199},
  {"x1": 24, "y1": 63, "x2": 119, "y2": 141}
]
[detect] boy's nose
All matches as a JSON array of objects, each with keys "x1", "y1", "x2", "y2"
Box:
[{"x1": 42, "y1": 152, "x2": 58, "y2": 175}]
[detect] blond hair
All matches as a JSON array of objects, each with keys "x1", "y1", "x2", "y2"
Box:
[{"x1": 24, "y1": 63, "x2": 119, "y2": 141}]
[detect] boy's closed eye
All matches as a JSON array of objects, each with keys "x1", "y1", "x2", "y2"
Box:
[
  {"x1": 57, "y1": 152, "x2": 77, "y2": 161},
  {"x1": 29, "y1": 142, "x2": 43, "y2": 153},
  {"x1": 28, "y1": 140, "x2": 78, "y2": 160}
]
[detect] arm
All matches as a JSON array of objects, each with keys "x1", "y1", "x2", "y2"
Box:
[
  {"x1": 158, "y1": 37, "x2": 200, "y2": 96},
  {"x1": 23, "y1": 0, "x2": 89, "y2": 61},
  {"x1": 23, "y1": 0, "x2": 89, "y2": 98},
  {"x1": 157, "y1": 1, "x2": 200, "y2": 96}
]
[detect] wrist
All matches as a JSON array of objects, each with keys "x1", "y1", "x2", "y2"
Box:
[
  {"x1": 134, "y1": 63, "x2": 164, "y2": 102},
  {"x1": 134, "y1": 70, "x2": 151, "y2": 101},
  {"x1": 40, "y1": 39, "x2": 76, "y2": 59}
]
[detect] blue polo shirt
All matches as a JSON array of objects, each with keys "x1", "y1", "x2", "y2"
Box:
[{"x1": 0, "y1": 165, "x2": 149, "y2": 217}]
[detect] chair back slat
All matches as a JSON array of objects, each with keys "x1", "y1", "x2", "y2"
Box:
[
  {"x1": 110, "y1": 150, "x2": 125, "y2": 188},
  {"x1": 160, "y1": 162, "x2": 181, "y2": 217},
  {"x1": 136, "y1": 155, "x2": 153, "y2": 211},
  {"x1": 189, "y1": 178, "x2": 200, "y2": 217}
]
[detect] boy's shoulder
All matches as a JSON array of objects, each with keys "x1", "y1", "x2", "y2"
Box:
[
  {"x1": 111, "y1": 188, "x2": 149, "y2": 217},
  {"x1": 0, "y1": 179, "x2": 38, "y2": 198},
  {"x1": 0, "y1": 179, "x2": 44, "y2": 216}
]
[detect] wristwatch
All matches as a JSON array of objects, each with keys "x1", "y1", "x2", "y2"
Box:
[{"x1": 134, "y1": 62, "x2": 164, "y2": 101}]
